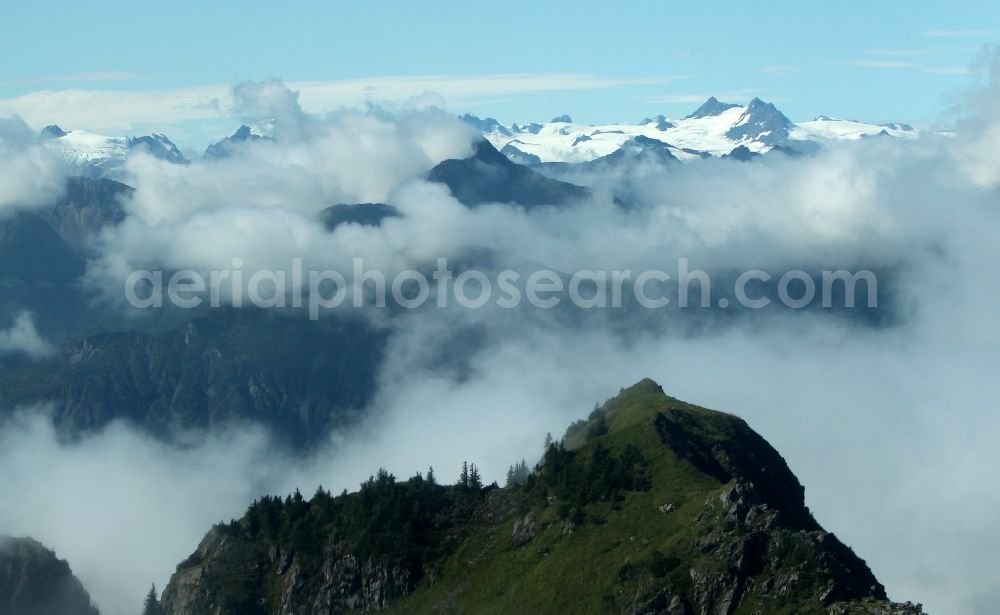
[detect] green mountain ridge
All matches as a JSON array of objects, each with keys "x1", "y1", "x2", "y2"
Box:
[{"x1": 159, "y1": 379, "x2": 924, "y2": 614}]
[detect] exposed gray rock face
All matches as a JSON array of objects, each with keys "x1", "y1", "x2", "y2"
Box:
[
  {"x1": 648, "y1": 406, "x2": 925, "y2": 615},
  {"x1": 203, "y1": 125, "x2": 271, "y2": 159},
  {"x1": 40, "y1": 124, "x2": 68, "y2": 139},
  {"x1": 0, "y1": 536, "x2": 100, "y2": 615},
  {"x1": 459, "y1": 114, "x2": 513, "y2": 136},
  {"x1": 588, "y1": 135, "x2": 680, "y2": 168},
  {"x1": 640, "y1": 115, "x2": 675, "y2": 130},
  {"x1": 629, "y1": 477, "x2": 925, "y2": 615},
  {"x1": 500, "y1": 142, "x2": 542, "y2": 165},
  {"x1": 725, "y1": 98, "x2": 793, "y2": 146},
  {"x1": 35, "y1": 177, "x2": 130, "y2": 250},
  {"x1": 126, "y1": 134, "x2": 187, "y2": 164},
  {"x1": 426, "y1": 139, "x2": 588, "y2": 208},
  {"x1": 685, "y1": 97, "x2": 740, "y2": 119},
  {"x1": 509, "y1": 512, "x2": 537, "y2": 547},
  {"x1": 160, "y1": 528, "x2": 410, "y2": 615},
  {"x1": 283, "y1": 549, "x2": 410, "y2": 613}
]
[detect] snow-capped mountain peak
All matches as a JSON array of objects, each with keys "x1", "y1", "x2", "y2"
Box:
[{"x1": 40, "y1": 128, "x2": 188, "y2": 179}]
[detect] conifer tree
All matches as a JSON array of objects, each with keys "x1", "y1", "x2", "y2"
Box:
[
  {"x1": 515, "y1": 459, "x2": 530, "y2": 484},
  {"x1": 142, "y1": 583, "x2": 164, "y2": 615},
  {"x1": 460, "y1": 461, "x2": 469, "y2": 488},
  {"x1": 469, "y1": 463, "x2": 483, "y2": 490}
]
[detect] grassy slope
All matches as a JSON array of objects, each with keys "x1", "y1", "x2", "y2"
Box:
[{"x1": 387, "y1": 379, "x2": 757, "y2": 614}]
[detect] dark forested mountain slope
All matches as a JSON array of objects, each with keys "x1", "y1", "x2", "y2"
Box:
[
  {"x1": 0, "y1": 536, "x2": 100, "y2": 615},
  {"x1": 0, "y1": 309, "x2": 386, "y2": 447}
]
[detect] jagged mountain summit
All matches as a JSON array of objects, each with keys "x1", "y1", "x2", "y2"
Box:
[
  {"x1": 426, "y1": 138, "x2": 589, "y2": 207},
  {"x1": 160, "y1": 380, "x2": 923, "y2": 615},
  {"x1": 203, "y1": 124, "x2": 271, "y2": 159},
  {"x1": 40, "y1": 126, "x2": 187, "y2": 180},
  {"x1": 0, "y1": 536, "x2": 100, "y2": 615},
  {"x1": 472, "y1": 97, "x2": 918, "y2": 164},
  {"x1": 725, "y1": 97, "x2": 795, "y2": 145},
  {"x1": 685, "y1": 96, "x2": 741, "y2": 119}
]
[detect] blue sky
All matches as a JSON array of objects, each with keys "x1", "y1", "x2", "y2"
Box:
[{"x1": 1, "y1": 0, "x2": 996, "y2": 149}]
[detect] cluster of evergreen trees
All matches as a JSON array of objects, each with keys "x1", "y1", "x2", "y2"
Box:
[
  {"x1": 525, "y1": 439, "x2": 650, "y2": 523},
  {"x1": 457, "y1": 461, "x2": 484, "y2": 490},
  {"x1": 505, "y1": 459, "x2": 531, "y2": 487},
  {"x1": 210, "y1": 459, "x2": 503, "y2": 596},
  {"x1": 564, "y1": 405, "x2": 610, "y2": 442}
]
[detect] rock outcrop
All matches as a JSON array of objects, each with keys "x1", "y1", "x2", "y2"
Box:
[{"x1": 161, "y1": 528, "x2": 410, "y2": 615}]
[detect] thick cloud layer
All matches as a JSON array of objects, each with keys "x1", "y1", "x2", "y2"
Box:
[
  {"x1": 0, "y1": 116, "x2": 67, "y2": 215},
  {"x1": 3, "y1": 69, "x2": 1000, "y2": 615}
]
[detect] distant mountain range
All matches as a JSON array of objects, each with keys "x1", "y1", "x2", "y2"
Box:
[
  {"x1": 33, "y1": 97, "x2": 918, "y2": 181},
  {"x1": 467, "y1": 97, "x2": 917, "y2": 164}
]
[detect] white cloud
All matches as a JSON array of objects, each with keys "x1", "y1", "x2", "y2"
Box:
[
  {"x1": 0, "y1": 74, "x2": 665, "y2": 135},
  {"x1": 0, "y1": 116, "x2": 67, "y2": 216},
  {"x1": 758, "y1": 64, "x2": 798, "y2": 75},
  {"x1": 924, "y1": 28, "x2": 995, "y2": 38},
  {"x1": 0, "y1": 312, "x2": 55, "y2": 359},
  {"x1": 923, "y1": 66, "x2": 980, "y2": 75},
  {"x1": 0, "y1": 71, "x2": 141, "y2": 86},
  {"x1": 865, "y1": 49, "x2": 938, "y2": 58},
  {"x1": 844, "y1": 60, "x2": 921, "y2": 69}
]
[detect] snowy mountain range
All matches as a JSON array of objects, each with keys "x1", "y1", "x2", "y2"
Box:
[
  {"x1": 470, "y1": 96, "x2": 918, "y2": 164},
  {"x1": 34, "y1": 97, "x2": 918, "y2": 181}
]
